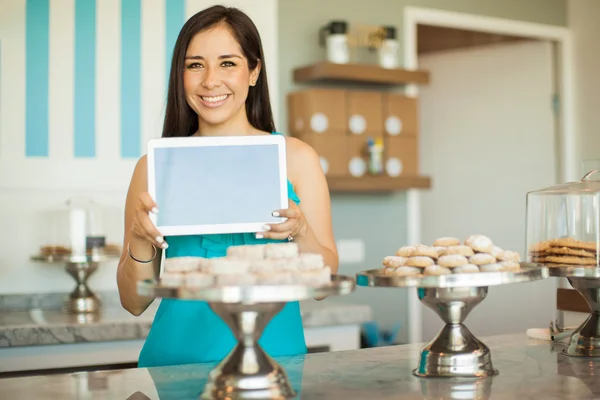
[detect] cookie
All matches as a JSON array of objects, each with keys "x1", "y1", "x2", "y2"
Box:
[
  {"x1": 265, "y1": 243, "x2": 299, "y2": 259},
  {"x1": 443, "y1": 245, "x2": 474, "y2": 257},
  {"x1": 469, "y1": 253, "x2": 497, "y2": 266},
  {"x1": 550, "y1": 238, "x2": 597, "y2": 252},
  {"x1": 423, "y1": 265, "x2": 452, "y2": 276},
  {"x1": 499, "y1": 261, "x2": 520, "y2": 271},
  {"x1": 414, "y1": 245, "x2": 439, "y2": 260},
  {"x1": 383, "y1": 256, "x2": 408, "y2": 268},
  {"x1": 391, "y1": 266, "x2": 421, "y2": 276},
  {"x1": 437, "y1": 254, "x2": 468, "y2": 268},
  {"x1": 434, "y1": 246, "x2": 448, "y2": 256},
  {"x1": 529, "y1": 241, "x2": 551, "y2": 253},
  {"x1": 490, "y1": 246, "x2": 504, "y2": 259},
  {"x1": 433, "y1": 237, "x2": 461, "y2": 247},
  {"x1": 298, "y1": 253, "x2": 325, "y2": 270},
  {"x1": 480, "y1": 263, "x2": 502, "y2": 272},
  {"x1": 406, "y1": 256, "x2": 435, "y2": 268},
  {"x1": 545, "y1": 247, "x2": 596, "y2": 258},
  {"x1": 396, "y1": 246, "x2": 416, "y2": 257},
  {"x1": 530, "y1": 256, "x2": 547, "y2": 263},
  {"x1": 185, "y1": 272, "x2": 214, "y2": 288},
  {"x1": 465, "y1": 235, "x2": 494, "y2": 253},
  {"x1": 452, "y1": 264, "x2": 480, "y2": 274},
  {"x1": 161, "y1": 272, "x2": 185, "y2": 287},
  {"x1": 227, "y1": 244, "x2": 266, "y2": 261},
  {"x1": 497, "y1": 250, "x2": 521, "y2": 262},
  {"x1": 383, "y1": 267, "x2": 397, "y2": 275},
  {"x1": 545, "y1": 256, "x2": 598, "y2": 266}
]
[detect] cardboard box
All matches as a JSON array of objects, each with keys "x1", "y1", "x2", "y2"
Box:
[
  {"x1": 297, "y1": 133, "x2": 347, "y2": 177},
  {"x1": 383, "y1": 94, "x2": 419, "y2": 137},
  {"x1": 346, "y1": 91, "x2": 384, "y2": 137},
  {"x1": 384, "y1": 136, "x2": 418, "y2": 176},
  {"x1": 346, "y1": 135, "x2": 370, "y2": 177},
  {"x1": 287, "y1": 89, "x2": 347, "y2": 135}
]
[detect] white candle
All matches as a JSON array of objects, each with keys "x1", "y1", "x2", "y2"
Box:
[{"x1": 70, "y1": 208, "x2": 87, "y2": 258}]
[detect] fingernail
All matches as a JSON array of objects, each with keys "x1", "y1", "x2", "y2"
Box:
[
  {"x1": 156, "y1": 236, "x2": 164, "y2": 244},
  {"x1": 263, "y1": 225, "x2": 271, "y2": 231},
  {"x1": 255, "y1": 233, "x2": 264, "y2": 239},
  {"x1": 272, "y1": 211, "x2": 280, "y2": 217},
  {"x1": 151, "y1": 207, "x2": 159, "y2": 214},
  {"x1": 161, "y1": 242, "x2": 169, "y2": 249}
]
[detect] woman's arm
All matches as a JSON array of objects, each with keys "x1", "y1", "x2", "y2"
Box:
[
  {"x1": 288, "y1": 138, "x2": 339, "y2": 273},
  {"x1": 116, "y1": 156, "x2": 163, "y2": 316}
]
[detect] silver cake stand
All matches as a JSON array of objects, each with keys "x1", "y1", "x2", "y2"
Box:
[
  {"x1": 137, "y1": 275, "x2": 355, "y2": 400},
  {"x1": 356, "y1": 264, "x2": 548, "y2": 378},
  {"x1": 545, "y1": 266, "x2": 600, "y2": 357},
  {"x1": 31, "y1": 253, "x2": 118, "y2": 314}
]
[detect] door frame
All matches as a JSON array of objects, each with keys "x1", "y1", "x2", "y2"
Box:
[{"x1": 403, "y1": 6, "x2": 574, "y2": 343}]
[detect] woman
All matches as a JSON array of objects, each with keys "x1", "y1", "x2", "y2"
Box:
[{"x1": 116, "y1": 5, "x2": 338, "y2": 368}]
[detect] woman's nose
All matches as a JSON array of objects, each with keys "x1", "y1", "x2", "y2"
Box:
[{"x1": 202, "y1": 67, "x2": 221, "y2": 90}]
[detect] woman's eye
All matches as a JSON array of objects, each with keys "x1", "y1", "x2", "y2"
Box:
[
  {"x1": 221, "y1": 61, "x2": 235, "y2": 67},
  {"x1": 186, "y1": 62, "x2": 202, "y2": 69}
]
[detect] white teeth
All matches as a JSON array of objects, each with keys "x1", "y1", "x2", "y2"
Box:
[{"x1": 201, "y1": 94, "x2": 228, "y2": 103}]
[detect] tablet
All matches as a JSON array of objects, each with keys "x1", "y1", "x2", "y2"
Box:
[{"x1": 147, "y1": 134, "x2": 288, "y2": 236}]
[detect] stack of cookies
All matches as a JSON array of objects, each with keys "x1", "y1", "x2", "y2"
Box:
[
  {"x1": 159, "y1": 242, "x2": 331, "y2": 288},
  {"x1": 529, "y1": 238, "x2": 598, "y2": 267},
  {"x1": 382, "y1": 235, "x2": 521, "y2": 276}
]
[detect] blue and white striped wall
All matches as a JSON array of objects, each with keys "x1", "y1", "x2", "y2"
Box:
[{"x1": 0, "y1": 0, "x2": 277, "y2": 168}]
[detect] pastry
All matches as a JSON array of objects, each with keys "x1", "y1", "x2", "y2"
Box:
[
  {"x1": 413, "y1": 245, "x2": 439, "y2": 260},
  {"x1": 265, "y1": 242, "x2": 299, "y2": 258},
  {"x1": 545, "y1": 246, "x2": 596, "y2": 258},
  {"x1": 406, "y1": 256, "x2": 435, "y2": 268},
  {"x1": 499, "y1": 261, "x2": 521, "y2": 271},
  {"x1": 216, "y1": 273, "x2": 258, "y2": 286},
  {"x1": 490, "y1": 246, "x2": 504, "y2": 258},
  {"x1": 437, "y1": 254, "x2": 468, "y2": 268},
  {"x1": 164, "y1": 257, "x2": 202, "y2": 273},
  {"x1": 382, "y1": 256, "x2": 408, "y2": 268},
  {"x1": 227, "y1": 244, "x2": 266, "y2": 260},
  {"x1": 433, "y1": 237, "x2": 461, "y2": 247},
  {"x1": 465, "y1": 235, "x2": 494, "y2": 253},
  {"x1": 396, "y1": 246, "x2": 416, "y2": 257},
  {"x1": 497, "y1": 250, "x2": 521, "y2": 262},
  {"x1": 452, "y1": 264, "x2": 480, "y2": 274},
  {"x1": 443, "y1": 245, "x2": 474, "y2": 257},
  {"x1": 545, "y1": 255, "x2": 598, "y2": 266},
  {"x1": 208, "y1": 258, "x2": 251, "y2": 274},
  {"x1": 479, "y1": 263, "x2": 503, "y2": 272},
  {"x1": 298, "y1": 253, "x2": 325, "y2": 270},
  {"x1": 550, "y1": 238, "x2": 597, "y2": 252},
  {"x1": 161, "y1": 272, "x2": 185, "y2": 287},
  {"x1": 469, "y1": 253, "x2": 497, "y2": 266},
  {"x1": 185, "y1": 272, "x2": 214, "y2": 288},
  {"x1": 423, "y1": 265, "x2": 452, "y2": 275},
  {"x1": 391, "y1": 266, "x2": 421, "y2": 276}
]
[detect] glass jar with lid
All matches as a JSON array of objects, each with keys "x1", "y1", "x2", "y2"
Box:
[{"x1": 525, "y1": 170, "x2": 600, "y2": 267}]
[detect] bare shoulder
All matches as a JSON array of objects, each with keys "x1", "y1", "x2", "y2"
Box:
[
  {"x1": 284, "y1": 136, "x2": 324, "y2": 188},
  {"x1": 129, "y1": 155, "x2": 148, "y2": 191},
  {"x1": 284, "y1": 136, "x2": 319, "y2": 167}
]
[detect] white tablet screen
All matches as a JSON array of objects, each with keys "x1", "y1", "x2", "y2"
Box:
[{"x1": 151, "y1": 141, "x2": 286, "y2": 234}]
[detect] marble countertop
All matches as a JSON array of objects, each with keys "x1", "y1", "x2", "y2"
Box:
[
  {"x1": 0, "y1": 333, "x2": 596, "y2": 399},
  {"x1": 0, "y1": 292, "x2": 372, "y2": 348}
]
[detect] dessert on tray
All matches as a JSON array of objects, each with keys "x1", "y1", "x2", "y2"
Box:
[
  {"x1": 381, "y1": 235, "x2": 521, "y2": 276},
  {"x1": 528, "y1": 238, "x2": 598, "y2": 267},
  {"x1": 159, "y1": 243, "x2": 331, "y2": 288}
]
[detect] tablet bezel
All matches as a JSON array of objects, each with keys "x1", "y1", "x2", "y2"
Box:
[{"x1": 147, "y1": 134, "x2": 288, "y2": 236}]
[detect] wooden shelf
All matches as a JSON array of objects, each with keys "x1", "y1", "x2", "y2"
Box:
[
  {"x1": 293, "y1": 62, "x2": 430, "y2": 86},
  {"x1": 326, "y1": 176, "x2": 431, "y2": 193}
]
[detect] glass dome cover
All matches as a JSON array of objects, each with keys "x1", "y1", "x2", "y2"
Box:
[{"x1": 525, "y1": 170, "x2": 600, "y2": 267}]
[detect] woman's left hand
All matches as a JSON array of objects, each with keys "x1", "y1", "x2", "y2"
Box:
[{"x1": 256, "y1": 199, "x2": 308, "y2": 241}]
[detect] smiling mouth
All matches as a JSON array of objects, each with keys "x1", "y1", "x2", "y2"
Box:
[{"x1": 200, "y1": 94, "x2": 229, "y2": 103}]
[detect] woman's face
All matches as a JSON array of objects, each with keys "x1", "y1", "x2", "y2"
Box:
[{"x1": 183, "y1": 24, "x2": 260, "y2": 130}]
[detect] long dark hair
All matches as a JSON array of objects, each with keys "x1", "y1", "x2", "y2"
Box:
[{"x1": 162, "y1": 5, "x2": 275, "y2": 137}]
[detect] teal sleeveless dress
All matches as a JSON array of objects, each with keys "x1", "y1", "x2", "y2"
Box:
[{"x1": 138, "y1": 134, "x2": 307, "y2": 368}]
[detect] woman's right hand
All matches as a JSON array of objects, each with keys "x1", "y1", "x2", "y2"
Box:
[{"x1": 131, "y1": 192, "x2": 168, "y2": 250}]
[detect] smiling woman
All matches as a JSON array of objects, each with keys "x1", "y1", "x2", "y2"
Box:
[{"x1": 115, "y1": 5, "x2": 339, "y2": 368}]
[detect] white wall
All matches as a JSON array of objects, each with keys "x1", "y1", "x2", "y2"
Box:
[
  {"x1": 568, "y1": 0, "x2": 600, "y2": 168},
  {"x1": 0, "y1": 0, "x2": 278, "y2": 294}
]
